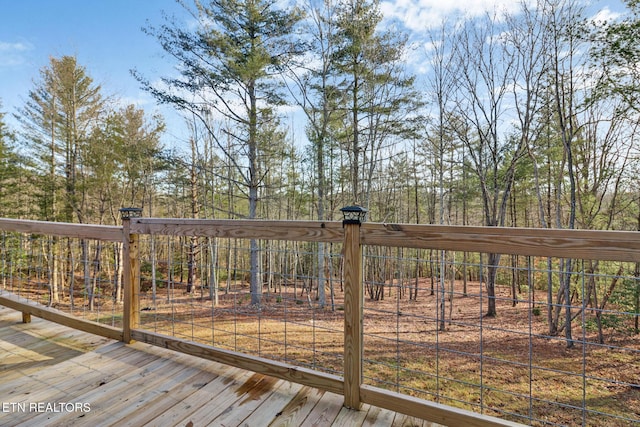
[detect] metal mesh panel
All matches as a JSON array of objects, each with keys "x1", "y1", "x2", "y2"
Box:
[
  {"x1": 0, "y1": 231, "x2": 123, "y2": 327},
  {"x1": 360, "y1": 247, "x2": 640, "y2": 426},
  {"x1": 136, "y1": 235, "x2": 346, "y2": 377}
]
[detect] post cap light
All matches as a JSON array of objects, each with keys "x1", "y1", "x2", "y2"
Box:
[
  {"x1": 119, "y1": 207, "x2": 143, "y2": 220},
  {"x1": 340, "y1": 205, "x2": 368, "y2": 225}
]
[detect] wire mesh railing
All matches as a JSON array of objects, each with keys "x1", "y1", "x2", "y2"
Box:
[
  {"x1": 1, "y1": 217, "x2": 639, "y2": 426},
  {"x1": 359, "y1": 249, "x2": 639, "y2": 426},
  {"x1": 0, "y1": 230, "x2": 124, "y2": 328},
  {"x1": 135, "y1": 235, "x2": 347, "y2": 377}
]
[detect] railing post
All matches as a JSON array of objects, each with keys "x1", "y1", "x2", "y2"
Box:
[
  {"x1": 341, "y1": 205, "x2": 368, "y2": 410},
  {"x1": 120, "y1": 207, "x2": 142, "y2": 344}
]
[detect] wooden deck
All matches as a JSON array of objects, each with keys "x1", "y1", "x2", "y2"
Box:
[{"x1": 0, "y1": 306, "x2": 439, "y2": 427}]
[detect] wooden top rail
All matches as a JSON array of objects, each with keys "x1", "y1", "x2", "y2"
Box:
[
  {"x1": 2, "y1": 217, "x2": 639, "y2": 262},
  {"x1": 130, "y1": 218, "x2": 640, "y2": 263},
  {"x1": 361, "y1": 223, "x2": 640, "y2": 262},
  {"x1": 0, "y1": 218, "x2": 122, "y2": 242},
  {"x1": 130, "y1": 218, "x2": 346, "y2": 243}
]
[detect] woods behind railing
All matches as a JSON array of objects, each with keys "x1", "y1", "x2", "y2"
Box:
[{"x1": 1, "y1": 215, "x2": 640, "y2": 427}]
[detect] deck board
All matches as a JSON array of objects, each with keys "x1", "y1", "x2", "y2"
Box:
[
  {"x1": 0, "y1": 342, "x2": 133, "y2": 402},
  {"x1": 0, "y1": 306, "x2": 443, "y2": 427},
  {"x1": 363, "y1": 406, "x2": 397, "y2": 426},
  {"x1": 298, "y1": 389, "x2": 345, "y2": 427},
  {"x1": 268, "y1": 386, "x2": 326, "y2": 427}
]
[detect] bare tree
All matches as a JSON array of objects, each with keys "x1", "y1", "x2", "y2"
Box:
[
  {"x1": 287, "y1": 0, "x2": 339, "y2": 309},
  {"x1": 449, "y1": 11, "x2": 527, "y2": 317},
  {"x1": 425, "y1": 20, "x2": 457, "y2": 329}
]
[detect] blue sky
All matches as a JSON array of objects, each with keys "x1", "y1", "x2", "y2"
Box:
[
  {"x1": 0, "y1": 0, "x2": 185, "y2": 141},
  {"x1": 0, "y1": 0, "x2": 626, "y2": 149}
]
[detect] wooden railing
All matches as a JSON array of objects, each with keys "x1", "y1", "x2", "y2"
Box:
[
  {"x1": 2, "y1": 216, "x2": 640, "y2": 427},
  {"x1": 0, "y1": 218, "x2": 123, "y2": 341}
]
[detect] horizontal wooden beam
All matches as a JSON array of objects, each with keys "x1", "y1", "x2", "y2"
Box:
[
  {"x1": 130, "y1": 218, "x2": 345, "y2": 243},
  {"x1": 0, "y1": 293, "x2": 123, "y2": 341},
  {"x1": 360, "y1": 385, "x2": 524, "y2": 427},
  {"x1": 3, "y1": 217, "x2": 638, "y2": 262},
  {"x1": 130, "y1": 329, "x2": 344, "y2": 396},
  {"x1": 361, "y1": 223, "x2": 640, "y2": 262},
  {"x1": 0, "y1": 218, "x2": 122, "y2": 242}
]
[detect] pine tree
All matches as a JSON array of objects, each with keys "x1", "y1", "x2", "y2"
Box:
[
  {"x1": 136, "y1": 0, "x2": 303, "y2": 305},
  {"x1": 0, "y1": 102, "x2": 26, "y2": 217},
  {"x1": 17, "y1": 55, "x2": 104, "y2": 224},
  {"x1": 331, "y1": 0, "x2": 419, "y2": 208}
]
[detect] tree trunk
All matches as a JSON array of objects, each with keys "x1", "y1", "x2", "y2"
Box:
[
  {"x1": 635, "y1": 268, "x2": 640, "y2": 335},
  {"x1": 82, "y1": 240, "x2": 92, "y2": 310},
  {"x1": 439, "y1": 250, "x2": 446, "y2": 331},
  {"x1": 49, "y1": 238, "x2": 60, "y2": 304},
  {"x1": 68, "y1": 240, "x2": 75, "y2": 310},
  {"x1": 115, "y1": 242, "x2": 123, "y2": 304},
  {"x1": 209, "y1": 238, "x2": 219, "y2": 306},
  {"x1": 485, "y1": 253, "x2": 500, "y2": 317}
]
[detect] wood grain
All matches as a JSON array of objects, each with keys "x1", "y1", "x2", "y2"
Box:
[
  {"x1": 361, "y1": 223, "x2": 640, "y2": 262},
  {"x1": 130, "y1": 218, "x2": 345, "y2": 243},
  {"x1": 343, "y1": 222, "x2": 363, "y2": 410},
  {"x1": 130, "y1": 329, "x2": 344, "y2": 395},
  {"x1": 122, "y1": 219, "x2": 139, "y2": 344},
  {"x1": 0, "y1": 218, "x2": 122, "y2": 242},
  {"x1": 360, "y1": 384, "x2": 522, "y2": 427},
  {"x1": 0, "y1": 308, "x2": 512, "y2": 427},
  {"x1": 0, "y1": 293, "x2": 122, "y2": 341}
]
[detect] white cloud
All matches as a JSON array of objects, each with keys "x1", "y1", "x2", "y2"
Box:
[
  {"x1": 0, "y1": 41, "x2": 33, "y2": 52},
  {"x1": 380, "y1": 0, "x2": 528, "y2": 31},
  {"x1": 0, "y1": 40, "x2": 34, "y2": 67},
  {"x1": 590, "y1": 6, "x2": 620, "y2": 24}
]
